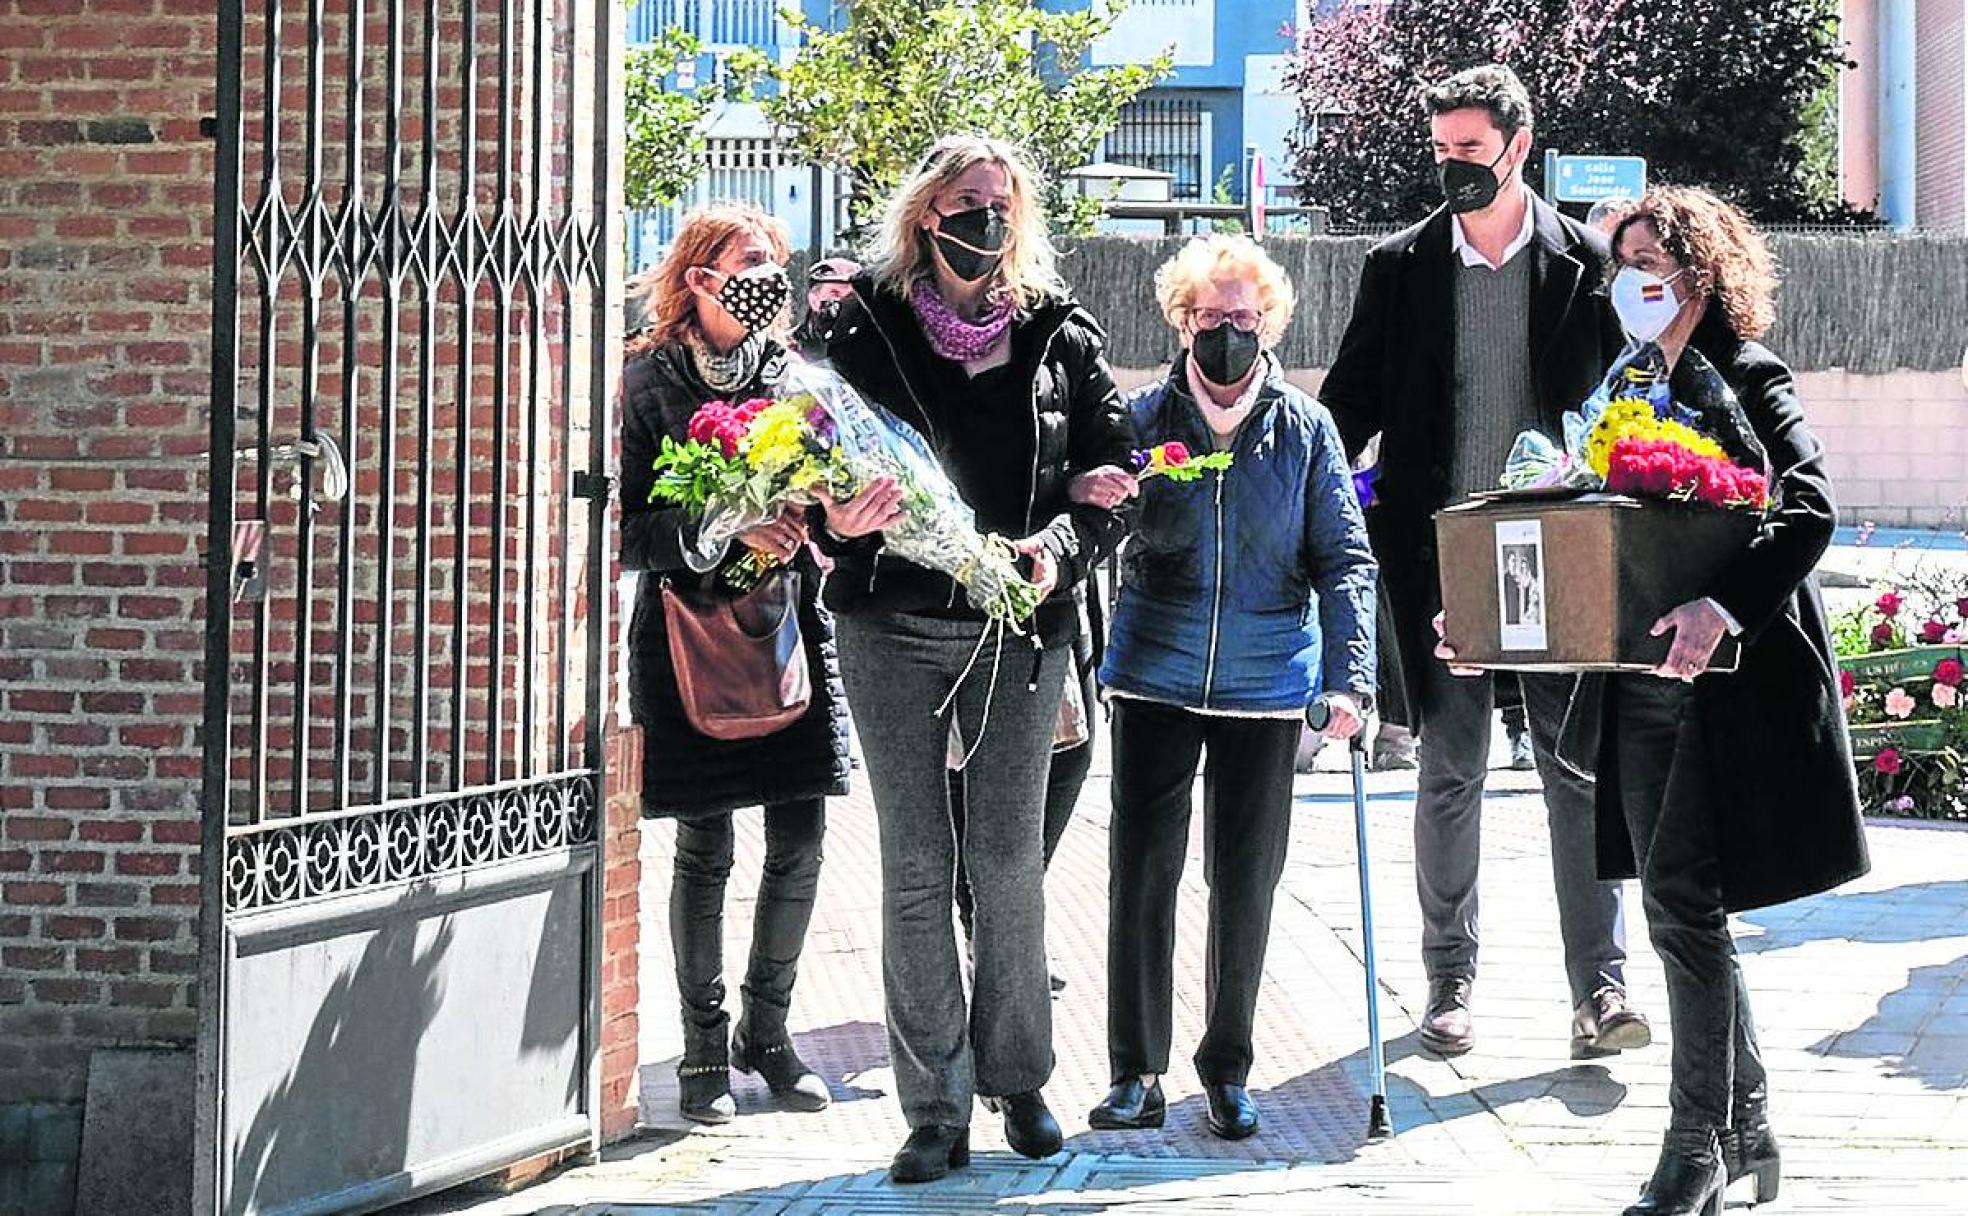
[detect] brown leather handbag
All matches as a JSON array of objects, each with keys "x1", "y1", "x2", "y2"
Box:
[{"x1": 661, "y1": 567, "x2": 811, "y2": 741}]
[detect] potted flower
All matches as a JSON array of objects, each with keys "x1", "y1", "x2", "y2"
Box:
[{"x1": 1835, "y1": 578, "x2": 1968, "y2": 819}]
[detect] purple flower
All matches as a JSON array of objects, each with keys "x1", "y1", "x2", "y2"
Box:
[
  {"x1": 1129, "y1": 449, "x2": 1152, "y2": 472},
  {"x1": 804, "y1": 404, "x2": 836, "y2": 444},
  {"x1": 1351, "y1": 465, "x2": 1379, "y2": 509}
]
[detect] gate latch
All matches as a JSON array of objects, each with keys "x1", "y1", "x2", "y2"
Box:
[
  {"x1": 231, "y1": 519, "x2": 267, "y2": 604},
  {"x1": 572, "y1": 470, "x2": 614, "y2": 503}
]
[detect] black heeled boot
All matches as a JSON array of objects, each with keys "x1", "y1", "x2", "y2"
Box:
[
  {"x1": 732, "y1": 1021, "x2": 831, "y2": 1112},
  {"x1": 1721, "y1": 1088, "x2": 1781, "y2": 1205},
  {"x1": 1623, "y1": 1127, "x2": 1726, "y2": 1216},
  {"x1": 677, "y1": 1050, "x2": 734, "y2": 1125}
]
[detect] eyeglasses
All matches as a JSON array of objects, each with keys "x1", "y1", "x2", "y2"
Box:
[{"x1": 1188, "y1": 307, "x2": 1263, "y2": 332}]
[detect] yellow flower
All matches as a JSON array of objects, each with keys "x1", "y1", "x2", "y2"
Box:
[{"x1": 741, "y1": 402, "x2": 809, "y2": 476}]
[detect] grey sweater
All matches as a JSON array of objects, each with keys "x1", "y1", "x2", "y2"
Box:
[{"x1": 1448, "y1": 253, "x2": 1541, "y2": 501}]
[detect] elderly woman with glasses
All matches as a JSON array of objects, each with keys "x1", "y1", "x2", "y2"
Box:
[{"x1": 1089, "y1": 234, "x2": 1377, "y2": 1141}]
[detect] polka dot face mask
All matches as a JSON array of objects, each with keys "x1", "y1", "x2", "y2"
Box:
[{"x1": 711, "y1": 264, "x2": 791, "y2": 336}]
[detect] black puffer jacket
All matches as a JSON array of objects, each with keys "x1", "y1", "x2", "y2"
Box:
[
  {"x1": 820, "y1": 275, "x2": 1134, "y2": 644},
  {"x1": 619, "y1": 340, "x2": 850, "y2": 819}
]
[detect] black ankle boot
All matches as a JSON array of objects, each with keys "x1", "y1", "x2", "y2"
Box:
[
  {"x1": 677, "y1": 1059, "x2": 733, "y2": 1124},
  {"x1": 732, "y1": 1022, "x2": 831, "y2": 1112},
  {"x1": 1721, "y1": 1089, "x2": 1781, "y2": 1205},
  {"x1": 998, "y1": 1090, "x2": 1063, "y2": 1159},
  {"x1": 889, "y1": 1124, "x2": 969, "y2": 1184},
  {"x1": 1623, "y1": 1127, "x2": 1726, "y2": 1216}
]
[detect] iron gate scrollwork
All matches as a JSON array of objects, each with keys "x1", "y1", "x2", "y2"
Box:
[{"x1": 198, "y1": 0, "x2": 617, "y2": 1211}]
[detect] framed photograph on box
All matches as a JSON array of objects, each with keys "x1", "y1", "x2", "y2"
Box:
[{"x1": 1494, "y1": 519, "x2": 1548, "y2": 652}]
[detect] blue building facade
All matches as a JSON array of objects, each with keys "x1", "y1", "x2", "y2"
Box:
[{"x1": 1051, "y1": 0, "x2": 1335, "y2": 205}]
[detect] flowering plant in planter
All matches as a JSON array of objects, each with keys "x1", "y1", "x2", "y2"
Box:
[{"x1": 1835, "y1": 577, "x2": 1968, "y2": 820}]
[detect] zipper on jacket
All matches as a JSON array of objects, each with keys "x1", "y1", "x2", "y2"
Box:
[{"x1": 1201, "y1": 469, "x2": 1227, "y2": 708}]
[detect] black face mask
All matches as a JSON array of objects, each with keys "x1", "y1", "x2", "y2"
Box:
[
  {"x1": 1191, "y1": 322, "x2": 1261, "y2": 386},
  {"x1": 931, "y1": 206, "x2": 1008, "y2": 282},
  {"x1": 1438, "y1": 142, "x2": 1511, "y2": 214}
]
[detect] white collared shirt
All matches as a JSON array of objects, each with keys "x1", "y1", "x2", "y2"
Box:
[{"x1": 1449, "y1": 190, "x2": 1536, "y2": 270}]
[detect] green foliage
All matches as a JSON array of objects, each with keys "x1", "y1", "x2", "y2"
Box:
[
  {"x1": 1283, "y1": 0, "x2": 1871, "y2": 226},
  {"x1": 728, "y1": 0, "x2": 1172, "y2": 234},
  {"x1": 624, "y1": 26, "x2": 712, "y2": 210}
]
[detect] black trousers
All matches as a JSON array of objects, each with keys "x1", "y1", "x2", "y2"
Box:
[
  {"x1": 670, "y1": 798, "x2": 827, "y2": 1060},
  {"x1": 1615, "y1": 677, "x2": 1766, "y2": 1129},
  {"x1": 1106, "y1": 699, "x2": 1299, "y2": 1086}
]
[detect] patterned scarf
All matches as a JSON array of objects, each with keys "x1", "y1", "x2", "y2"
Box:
[
  {"x1": 908, "y1": 278, "x2": 1015, "y2": 364},
  {"x1": 683, "y1": 328, "x2": 765, "y2": 396}
]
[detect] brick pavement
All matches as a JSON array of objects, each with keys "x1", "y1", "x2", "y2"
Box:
[{"x1": 401, "y1": 724, "x2": 1968, "y2": 1214}]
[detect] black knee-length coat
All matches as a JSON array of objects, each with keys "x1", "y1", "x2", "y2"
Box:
[
  {"x1": 1574, "y1": 313, "x2": 1869, "y2": 913},
  {"x1": 619, "y1": 339, "x2": 850, "y2": 819}
]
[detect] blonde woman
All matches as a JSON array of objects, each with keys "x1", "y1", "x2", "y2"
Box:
[
  {"x1": 1090, "y1": 234, "x2": 1376, "y2": 1141},
  {"x1": 813, "y1": 135, "x2": 1135, "y2": 1182},
  {"x1": 620, "y1": 203, "x2": 847, "y2": 1124}
]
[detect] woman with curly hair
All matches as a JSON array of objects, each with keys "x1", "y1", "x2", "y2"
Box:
[
  {"x1": 815, "y1": 134, "x2": 1135, "y2": 1182},
  {"x1": 1449, "y1": 186, "x2": 1870, "y2": 1215}
]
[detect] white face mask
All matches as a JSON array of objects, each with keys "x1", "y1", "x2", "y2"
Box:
[{"x1": 1610, "y1": 266, "x2": 1687, "y2": 343}]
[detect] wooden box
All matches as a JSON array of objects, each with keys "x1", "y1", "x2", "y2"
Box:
[{"x1": 1435, "y1": 492, "x2": 1760, "y2": 673}]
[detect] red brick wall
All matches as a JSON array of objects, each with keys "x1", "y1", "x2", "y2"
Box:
[
  {"x1": 2, "y1": 0, "x2": 641, "y2": 1163},
  {"x1": 0, "y1": 0, "x2": 217, "y2": 1105}
]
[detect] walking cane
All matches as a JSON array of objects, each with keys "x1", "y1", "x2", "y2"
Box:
[{"x1": 1309, "y1": 703, "x2": 1394, "y2": 1140}]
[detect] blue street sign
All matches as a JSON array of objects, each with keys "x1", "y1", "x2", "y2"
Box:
[{"x1": 1548, "y1": 153, "x2": 1647, "y2": 204}]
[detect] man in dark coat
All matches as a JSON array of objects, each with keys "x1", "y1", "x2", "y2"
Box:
[{"x1": 1320, "y1": 64, "x2": 1649, "y2": 1060}]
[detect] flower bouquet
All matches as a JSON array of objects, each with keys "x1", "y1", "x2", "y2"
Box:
[
  {"x1": 1834, "y1": 576, "x2": 1968, "y2": 820},
  {"x1": 1501, "y1": 343, "x2": 1770, "y2": 512},
  {"x1": 651, "y1": 362, "x2": 1044, "y2": 624}
]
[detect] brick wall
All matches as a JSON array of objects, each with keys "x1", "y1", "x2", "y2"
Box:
[
  {"x1": 0, "y1": 0, "x2": 216, "y2": 1104},
  {"x1": 1109, "y1": 365, "x2": 1968, "y2": 527}
]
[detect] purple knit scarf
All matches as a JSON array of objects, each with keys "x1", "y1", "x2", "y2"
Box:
[{"x1": 908, "y1": 278, "x2": 1014, "y2": 363}]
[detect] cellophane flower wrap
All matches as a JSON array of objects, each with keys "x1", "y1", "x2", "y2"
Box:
[
  {"x1": 651, "y1": 361, "x2": 1042, "y2": 623},
  {"x1": 1500, "y1": 342, "x2": 1772, "y2": 512}
]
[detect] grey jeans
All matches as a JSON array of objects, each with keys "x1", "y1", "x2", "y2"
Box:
[
  {"x1": 836, "y1": 610, "x2": 1068, "y2": 1128},
  {"x1": 1415, "y1": 663, "x2": 1627, "y2": 1006}
]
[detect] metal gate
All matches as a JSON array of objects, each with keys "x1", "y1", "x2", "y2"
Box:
[{"x1": 196, "y1": 1, "x2": 617, "y2": 1211}]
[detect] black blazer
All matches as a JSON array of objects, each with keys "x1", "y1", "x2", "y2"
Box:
[
  {"x1": 1588, "y1": 314, "x2": 1869, "y2": 913},
  {"x1": 1321, "y1": 197, "x2": 1624, "y2": 726}
]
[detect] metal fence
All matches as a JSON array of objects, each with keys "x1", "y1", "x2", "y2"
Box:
[{"x1": 626, "y1": 0, "x2": 782, "y2": 47}]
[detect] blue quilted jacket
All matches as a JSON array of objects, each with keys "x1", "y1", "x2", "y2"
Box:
[{"x1": 1100, "y1": 358, "x2": 1377, "y2": 713}]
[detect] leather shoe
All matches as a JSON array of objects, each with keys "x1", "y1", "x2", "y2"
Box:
[
  {"x1": 1720, "y1": 1088, "x2": 1781, "y2": 1205},
  {"x1": 1420, "y1": 975, "x2": 1475, "y2": 1057},
  {"x1": 1571, "y1": 984, "x2": 1653, "y2": 1059},
  {"x1": 999, "y1": 1090, "x2": 1063, "y2": 1158},
  {"x1": 1088, "y1": 1076, "x2": 1166, "y2": 1130},
  {"x1": 1623, "y1": 1126, "x2": 1725, "y2": 1215},
  {"x1": 888, "y1": 1124, "x2": 969, "y2": 1184},
  {"x1": 1203, "y1": 1082, "x2": 1258, "y2": 1140}
]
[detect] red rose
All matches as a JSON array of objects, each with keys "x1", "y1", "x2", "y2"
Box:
[
  {"x1": 1162, "y1": 441, "x2": 1190, "y2": 466},
  {"x1": 1921, "y1": 619, "x2": 1950, "y2": 644},
  {"x1": 1957, "y1": 597, "x2": 1968, "y2": 620},
  {"x1": 687, "y1": 403, "x2": 730, "y2": 446},
  {"x1": 1876, "y1": 590, "x2": 1904, "y2": 618},
  {"x1": 1871, "y1": 621, "x2": 1896, "y2": 647},
  {"x1": 1874, "y1": 748, "x2": 1902, "y2": 775},
  {"x1": 1839, "y1": 668, "x2": 1855, "y2": 698},
  {"x1": 1936, "y1": 658, "x2": 1965, "y2": 688}
]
